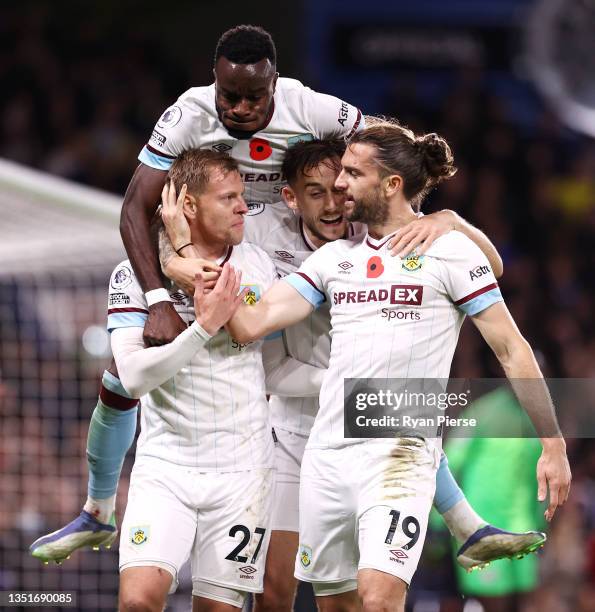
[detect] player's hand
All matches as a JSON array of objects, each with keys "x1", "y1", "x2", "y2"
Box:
[
  {"x1": 161, "y1": 180, "x2": 191, "y2": 251},
  {"x1": 163, "y1": 257, "x2": 222, "y2": 296},
  {"x1": 387, "y1": 210, "x2": 456, "y2": 257},
  {"x1": 537, "y1": 438, "x2": 572, "y2": 521},
  {"x1": 194, "y1": 263, "x2": 248, "y2": 336},
  {"x1": 143, "y1": 301, "x2": 187, "y2": 346}
]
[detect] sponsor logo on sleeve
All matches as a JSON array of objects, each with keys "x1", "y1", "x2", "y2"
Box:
[
  {"x1": 246, "y1": 202, "x2": 265, "y2": 216},
  {"x1": 109, "y1": 292, "x2": 131, "y2": 306},
  {"x1": 157, "y1": 105, "x2": 182, "y2": 129},
  {"x1": 111, "y1": 266, "x2": 133, "y2": 290},
  {"x1": 149, "y1": 130, "x2": 166, "y2": 146},
  {"x1": 338, "y1": 102, "x2": 350, "y2": 126},
  {"x1": 469, "y1": 264, "x2": 491, "y2": 280}
]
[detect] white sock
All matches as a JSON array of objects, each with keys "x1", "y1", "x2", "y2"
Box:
[
  {"x1": 441, "y1": 498, "x2": 486, "y2": 543},
  {"x1": 83, "y1": 495, "x2": 116, "y2": 525}
]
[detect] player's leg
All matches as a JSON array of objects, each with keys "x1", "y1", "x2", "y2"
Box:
[
  {"x1": 118, "y1": 457, "x2": 197, "y2": 611},
  {"x1": 435, "y1": 452, "x2": 546, "y2": 570},
  {"x1": 296, "y1": 447, "x2": 360, "y2": 612},
  {"x1": 192, "y1": 588, "x2": 246, "y2": 611},
  {"x1": 192, "y1": 468, "x2": 275, "y2": 611},
  {"x1": 358, "y1": 569, "x2": 406, "y2": 612},
  {"x1": 314, "y1": 582, "x2": 360, "y2": 612},
  {"x1": 255, "y1": 531, "x2": 298, "y2": 611},
  {"x1": 357, "y1": 438, "x2": 439, "y2": 612},
  {"x1": 30, "y1": 359, "x2": 138, "y2": 562},
  {"x1": 254, "y1": 428, "x2": 305, "y2": 612},
  {"x1": 119, "y1": 566, "x2": 172, "y2": 612}
]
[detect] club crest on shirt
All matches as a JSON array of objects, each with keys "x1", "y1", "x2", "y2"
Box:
[
  {"x1": 401, "y1": 254, "x2": 424, "y2": 272},
  {"x1": 241, "y1": 284, "x2": 261, "y2": 305},
  {"x1": 130, "y1": 526, "x2": 150, "y2": 545},
  {"x1": 299, "y1": 545, "x2": 312, "y2": 568}
]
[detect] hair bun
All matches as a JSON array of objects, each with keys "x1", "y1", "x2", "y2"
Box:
[{"x1": 417, "y1": 133, "x2": 457, "y2": 182}]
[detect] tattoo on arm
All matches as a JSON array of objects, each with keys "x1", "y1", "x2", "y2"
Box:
[{"x1": 158, "y1": 224, "x2": 177, "y2": 271}]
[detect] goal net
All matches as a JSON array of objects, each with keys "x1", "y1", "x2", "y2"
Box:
[{"x1": 0, "y1": 159, "x2": 191, "y2": 610}]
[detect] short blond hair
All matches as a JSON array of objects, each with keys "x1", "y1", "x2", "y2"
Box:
[{"x1": 167, "y1": 148, "x2": 239, "y2": 195}]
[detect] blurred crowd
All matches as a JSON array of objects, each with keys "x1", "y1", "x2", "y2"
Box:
[{"x1": 1, "y1": 3, "x2": 594, "y2": 611}]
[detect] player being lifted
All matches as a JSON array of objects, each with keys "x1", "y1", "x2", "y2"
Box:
[
  {"x1": 221, "y1": 121, "x2": 571, "y2": 612},
  {"x1": 30, "y1": 23, "x2": 364, "y2": 565},
  {"x1": 105, "y1": 149, "x2": 320, "y2": 611},
  {"x1": 161, "y1": 138, "x2": 549, "y2": 611},
  {"x1": 30, "y1": 25, "x2": 547, "y2": 581}
]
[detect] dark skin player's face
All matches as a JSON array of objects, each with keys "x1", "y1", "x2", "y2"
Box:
[{"x1": 214, "y1": 57, "x2": 278, "y2": 132}]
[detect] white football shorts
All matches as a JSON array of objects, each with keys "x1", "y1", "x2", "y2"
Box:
[
  {"x1": 119, "y1": 457, "x2": 274, "y2": 595},
  {"x1": 271, "y1": 427, "x2": 308, "y2": 532},
  {"x1": 295, "y1": 438, "x2": 440, "y2": 587}
]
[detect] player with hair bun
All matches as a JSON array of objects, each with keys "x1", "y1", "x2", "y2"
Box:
[{"x1": 224, "y1": 119, "x2": 571, "y2": 612}]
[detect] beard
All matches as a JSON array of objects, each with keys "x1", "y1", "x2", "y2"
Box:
[{"x1": 346, "y1": 186, "x2": 390, "y2": 225}]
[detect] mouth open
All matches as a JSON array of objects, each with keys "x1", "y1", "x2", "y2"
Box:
[{"x1": 320, "y1": 215, "x2": 344, "y2": 226}]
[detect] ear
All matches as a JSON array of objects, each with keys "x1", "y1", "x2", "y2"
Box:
[
  {"x1": 282, "y1": 186, "x2": 298, "y2": 212},
  {"x1": 384, "y1": 174, "x2": 403, "y2": 198},
  {"x1": 272, "y1": 71, "x2": 279, "y2": 92},
  {"x1": 183, "y1": 193, "x2": 198, "y2": 220}
]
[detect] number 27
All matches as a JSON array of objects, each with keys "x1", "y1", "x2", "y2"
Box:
[{"x1": 225, "y1": 525, "x2": 266, "y2": 563}]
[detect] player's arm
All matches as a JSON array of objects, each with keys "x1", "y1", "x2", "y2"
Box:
[
  {"x1": 262, "y1": 334, "x2": 325, "y2": 397},
  {"x1": 158, "y1": 181, "x2": 221, "y2": 295},
  {"x1": 112, "y1": 264, "x2": 245, "y2": 397},
  {"x1": 471, "y1": 302, "x2": 571, "y2": 521},
  {"x1": 227, "y1": 280, "x2": 315, "y2": 343},
  {"x1": 119, "y1": 163, "x2": 187, "y2": 346},
  {"x1": 304, "y1": 88, "x2": 364, "y2": 139},
  {"x1": 388, "y1": 210, "x2": 504, "y2": 278},
  {"x1": 112, "y1": 322, "x2": 210, "y2": 397}
]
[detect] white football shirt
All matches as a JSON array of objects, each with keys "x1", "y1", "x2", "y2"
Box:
[
  {"x1": 107, "y1": 242, "x2": 278, "y2": 470},
  {"x1": 138, "y1": 78, "x2": 363, "y2": 212},
  {"x1": 284, "y1": 230, "x2": 503, "y2": 450},
  {"x1": 245, "y1": 205, "x2": 361, "y2": 434}
]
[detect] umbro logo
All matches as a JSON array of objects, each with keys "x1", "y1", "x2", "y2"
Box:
[
  {"x1": 212, "y1": 143, "x2": 232, "y2": 153},
  {"x1": 239, "y1": 566, "x2": 257, "y2": 576},
  {"x1": 390, "y1": 549, "x2": 409, "y2": 559},
  {"x1": 338, "y1": 261, "x2": 353, "y2": 271},
  {"x1": 169, "y1": 291, "x2": 187, "y2": 304},
  {"x1": 275, "y1": 250, "x2": 294, "y2": 260}
]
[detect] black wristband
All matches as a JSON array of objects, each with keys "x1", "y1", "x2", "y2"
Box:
[{"x1": 175, "y1": 242, "x2": 193, "y2": 254}]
